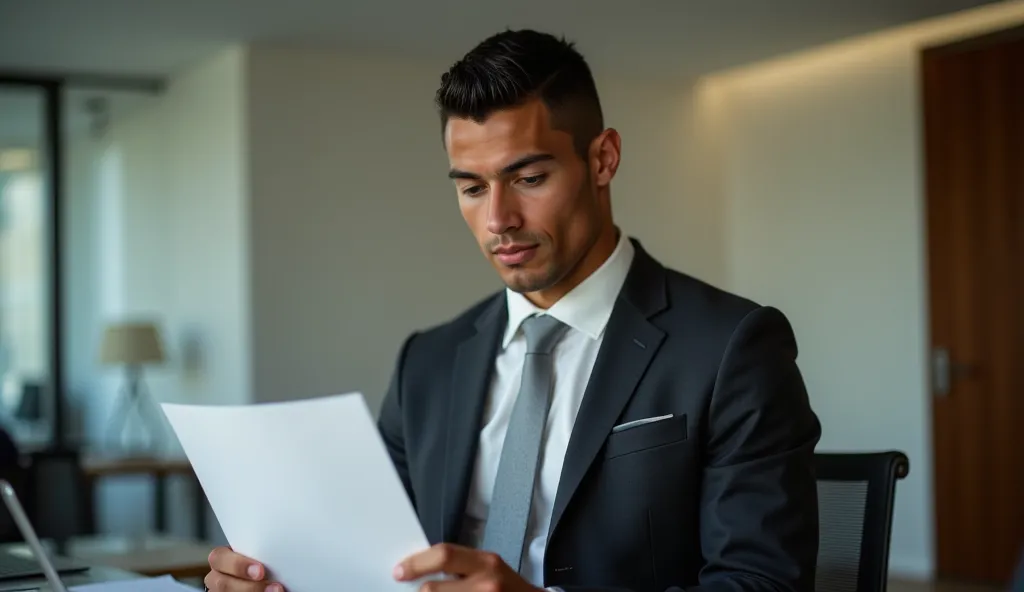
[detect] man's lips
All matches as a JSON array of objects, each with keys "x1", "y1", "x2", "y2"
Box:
[{"x1": 493, "y1": 244, "x2": 539, "y2": 266}]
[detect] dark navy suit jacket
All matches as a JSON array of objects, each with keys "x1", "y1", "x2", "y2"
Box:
[{"x1": 378, "y1": 239, "x2": 821, "y2": 591}]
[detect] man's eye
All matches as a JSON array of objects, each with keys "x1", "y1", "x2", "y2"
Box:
[
  {"x1": 519, "y1": 174, "x2": 546, "y2": 186},
  {"x1": 462, "y1": 185, "x2": 486, "y2": 196}
]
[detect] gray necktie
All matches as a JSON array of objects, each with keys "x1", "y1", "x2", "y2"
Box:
[{"x1": 482, "y1": 314, "x2": 569, "y2": 572}]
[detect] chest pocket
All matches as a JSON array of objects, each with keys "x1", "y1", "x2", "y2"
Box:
[{"x1": 603, "y1": 414, "x2": 688, "y2": 460}]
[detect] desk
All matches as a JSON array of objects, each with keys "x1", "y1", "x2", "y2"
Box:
[
  {"x1": 47, "y1": 535, "x2": 210, "y2": 580},
  {"x1": 0, "y1": 556, "x2": 140, "y2": 591},
  {"x1": 0, "y1": 537, "x2": 207, "y2": 589},
  {"x1": 80, "y1": 456, "x2": 207, "y2": 539},
  {"x1": 1, "y1": 532, "x2": 209, "y2": 577}
]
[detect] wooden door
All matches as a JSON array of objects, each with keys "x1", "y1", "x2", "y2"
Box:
[{"x1": 922, "y1": 25, "x2": 1024, "y2": 585}]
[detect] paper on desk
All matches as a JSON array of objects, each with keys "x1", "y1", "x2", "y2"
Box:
[
  {"x1": 71, "y1": 575, "x2": 198, "y2": 591},
  {"x1": 160, "y1": 393, "x2": 431, "y2": 591}
]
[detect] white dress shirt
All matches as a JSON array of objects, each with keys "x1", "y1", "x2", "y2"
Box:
[{"x1": 459, "y1": 233, "x2": 635, "y2": 587}]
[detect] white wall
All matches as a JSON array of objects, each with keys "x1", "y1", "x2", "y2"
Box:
[
  {"x1": 701, "y1": 3, "x2": 1024, "y2": 578},
  {"x1": 245, "y1": 47, "x2": 496, "y2": 411},
  {"x1": 158, "y1": 46, "x2": 251, "y2": 413},
  {"x1": 600, "y1": 76, "x2": 726, "y2": 290},
  {"x1": 64, "y1": 46, "x2": 248, "y2": 540},
  {"x1": 244, "y1": 45, "x2": 718, "y2": 413}
]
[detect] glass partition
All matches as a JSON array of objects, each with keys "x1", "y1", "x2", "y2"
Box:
[{"x1": 0, "y1": 82, "x2": 56, "y2": 446}]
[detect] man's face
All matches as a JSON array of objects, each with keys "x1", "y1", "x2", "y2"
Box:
[{"x1": 445, "y1": 99, "x2": 609, "y2": 297}]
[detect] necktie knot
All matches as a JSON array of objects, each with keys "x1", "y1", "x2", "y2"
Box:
[{"x1": 522, "y1": 315, "x2": 568, "y2": 354}]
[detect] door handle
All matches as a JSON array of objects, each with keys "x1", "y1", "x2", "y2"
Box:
[
  {"x1": 932, "y1": 347, "x2": 974, "y2": 397},
  {"x1": 933, "y1": 347, "x2": 951, "y2": 396}
]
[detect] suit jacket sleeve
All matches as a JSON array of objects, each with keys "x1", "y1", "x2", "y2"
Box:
[
  {"x1": 378, "y1": 332, "x2": 419, "y2": 509},
  {"x1": 693, "y1": 305, "x2": 820, "y2": 592},
  {"x1": 560, "y1": 306, "x2": 820, "y2": 592}
]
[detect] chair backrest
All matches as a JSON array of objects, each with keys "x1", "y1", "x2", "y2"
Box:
[
  {"x1": 25, "y1": 448, "x2": 91, "y2": 542},
  {"x1": 814, "y1": 451, "x2": 910, "y2": 592}
]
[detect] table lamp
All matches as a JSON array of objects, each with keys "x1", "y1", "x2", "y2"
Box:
[{"x1": 99, "y1": 321, "x2": 166, "y2": 454}]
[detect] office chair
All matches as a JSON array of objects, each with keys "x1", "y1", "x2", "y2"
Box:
[
  {"x1": 814, "y1": 450, "x2": 910, "y2": 592},
  {"x1": 25, "y1": 449, "x2": 93, "y2": 550}
]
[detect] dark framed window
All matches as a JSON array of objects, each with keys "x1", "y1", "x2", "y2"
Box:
[{"x1": 0, "y1": 75, "x2": 66, "y2": 449}]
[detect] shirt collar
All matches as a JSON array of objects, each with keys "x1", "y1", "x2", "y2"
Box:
[{"x1": 502, "y1": 232, "x2": 635, "y2": 348}]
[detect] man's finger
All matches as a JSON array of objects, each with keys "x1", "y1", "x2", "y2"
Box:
[
  {"x1": 203, "y1": 565, "x2": 278, "y2": 589},
  {"x1": 208, "y1": 546, "x2": 265, "y2": 580},
  {"x1": 395, "y1": 543, "x2": 498, "y2": 581},
  {"x1": 204, "y1": 569, "x2": 284, "y2": 592},
  {"x1": 415, "y1": 571, "x2": 496, "y2": 592}
]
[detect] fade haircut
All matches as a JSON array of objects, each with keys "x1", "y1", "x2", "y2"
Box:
[{"x1": 435, "y1": 29, "x2": 604, "y2": 159}]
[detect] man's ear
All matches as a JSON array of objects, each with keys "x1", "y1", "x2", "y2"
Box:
[{"x1": 589, "y1": 128, "x2": 621, "y2": 188}]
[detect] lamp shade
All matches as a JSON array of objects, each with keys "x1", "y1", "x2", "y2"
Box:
[{"x1": 99, "y1": 322, "x2": 166, "y2": 365}]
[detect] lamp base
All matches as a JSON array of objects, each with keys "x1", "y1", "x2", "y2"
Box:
[{"x1": 105, "y1": 365, "x2": 165, "y2": 455}]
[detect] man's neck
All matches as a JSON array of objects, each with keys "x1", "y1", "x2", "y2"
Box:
[{"x1": 525, "y1": 226, "x2": 620, "y2": 309}]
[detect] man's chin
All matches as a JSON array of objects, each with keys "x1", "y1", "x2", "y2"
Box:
[{"x1": 500, "y1": 270, "x2": 556, "y2": 295}]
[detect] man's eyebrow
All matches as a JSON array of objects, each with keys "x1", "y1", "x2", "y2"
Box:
[{"x1": 448, "y1": 153, "x2": 555, "y2": 180}]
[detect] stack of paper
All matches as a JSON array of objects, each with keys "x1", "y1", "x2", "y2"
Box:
[
  {"x1": 160, "y1": 393, "x2": 432, "y2": 591},
  {"x1": 71, "y1": 575, "x2": 198, "y2": 590}
]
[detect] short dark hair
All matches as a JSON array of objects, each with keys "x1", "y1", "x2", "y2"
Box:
[{"x1": 435, "y1": 29, "x2": 604, "y2": 158}]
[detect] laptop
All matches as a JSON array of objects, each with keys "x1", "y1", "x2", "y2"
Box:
[{"x1": 0, "y1": 479, "x2": 90, "y2": 591}]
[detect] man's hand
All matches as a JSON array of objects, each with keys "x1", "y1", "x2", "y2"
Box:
[
  {"x1": 205, "y1": 546, "x2": 285, "y2": 592},
  {"x1": 393, "y1": 543, "x2": 542, "y2": 591}
]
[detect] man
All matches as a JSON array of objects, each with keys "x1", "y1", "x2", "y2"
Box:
[{"x1": 205, "y1": 28, "x2": 821, "y2": 592}]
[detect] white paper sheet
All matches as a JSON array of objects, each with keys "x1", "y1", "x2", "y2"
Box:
[
  {"x1": 70, "y1": 575, "x2": 198, "y2": 591},
  {"x1": 160, "y1": 393, "x2": 431, "y2": 591}
]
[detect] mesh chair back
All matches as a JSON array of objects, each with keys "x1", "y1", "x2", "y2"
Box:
[{"x1": 814, "y1": 451, "x2": 909, "y2": 592}]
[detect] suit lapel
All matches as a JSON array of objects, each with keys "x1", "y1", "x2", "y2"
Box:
[
  {"x1": 439, "y1": 296, "x2": 505, "y2": 544},
  {"x1": 548, "y1": 241, "x2": 668, "y2": 540}
]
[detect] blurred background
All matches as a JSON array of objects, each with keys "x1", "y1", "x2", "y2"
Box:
[{"x1": 0, "y1": 0, "x2": 1021, "y2": 589}]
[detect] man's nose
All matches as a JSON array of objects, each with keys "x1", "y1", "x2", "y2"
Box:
[{"x1": 486, "y1": 186, "x2": 522, "y2": 235}]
